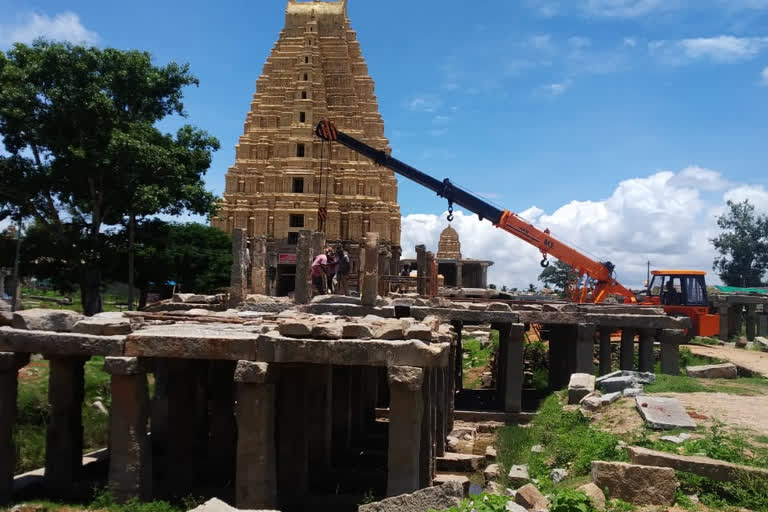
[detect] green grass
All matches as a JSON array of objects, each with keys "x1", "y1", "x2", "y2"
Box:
[
  {"x1": 690, "y1": 336, "x2": 720, "y2": 346},
  {"x1": 14, "y1": 356, "x2": 111, "y2": 473},
  {"x1": 3, "y1": 489, "x2": 197, "y2": 512},
  {"x1": 20, "y1": 287, "x2": 130, "y2": 313},
  {"x1": 496, "y1": 394, "x2": 627, "y2": 493}
]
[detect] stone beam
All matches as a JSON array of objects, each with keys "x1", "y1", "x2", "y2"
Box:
[
  {"x1": 0, "y1": 327, "x2": 124, "y2": 356},
  {"x1": 584, "y1": 314, "x2": 691, "y2": 329}
]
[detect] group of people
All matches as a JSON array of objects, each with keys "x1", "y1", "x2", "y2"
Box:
[{"x1": 310, "y1": 245, "x2": 350, "y2": 296}]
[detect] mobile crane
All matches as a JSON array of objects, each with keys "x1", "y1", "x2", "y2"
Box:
[{"x1": 315, "y1": 119, "x2": 637, "y2": 304}]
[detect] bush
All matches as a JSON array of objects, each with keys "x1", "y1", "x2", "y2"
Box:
[{"x1": 550, "y1": 489, "x2": 596, "y2": 512}]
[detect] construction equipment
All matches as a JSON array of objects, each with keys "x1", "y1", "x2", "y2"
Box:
[
  {"x1": 315, "y1": 119, "x2": 636, "y2": 304},
  {"x1": 642, "y1": 270, "x2": 720, "y2": 337}
]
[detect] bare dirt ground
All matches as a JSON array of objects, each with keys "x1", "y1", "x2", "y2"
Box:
[
  {"x1": 685, "y1": 344, "x2": 768, "y2": 377},
  {"x1": 657, "y1": 392, "x2": 768, "y2": 437}
]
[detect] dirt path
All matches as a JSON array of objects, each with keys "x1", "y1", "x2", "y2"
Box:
[
  {"x1": 685, "y1": 344, "x2": 768, "y2": 377},
  {"x1": 658, "y1": 392, "x2": 768, "y2": 436}
]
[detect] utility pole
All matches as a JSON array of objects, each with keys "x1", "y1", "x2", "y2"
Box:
[
  {"x1": 10, "y1": 216, "x2": 22, "y2": 312},
  {"x1": 646, "y1": 260, "x2": 650, "y2": 287}
]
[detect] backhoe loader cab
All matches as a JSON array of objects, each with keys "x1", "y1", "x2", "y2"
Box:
[{"x1": 643, "y1": 270, "x2": 720, "y2": 337}]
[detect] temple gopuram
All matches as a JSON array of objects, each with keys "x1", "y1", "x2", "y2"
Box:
[{"x1": 212, "y1": 0, "x2": 401, "y2": 295}]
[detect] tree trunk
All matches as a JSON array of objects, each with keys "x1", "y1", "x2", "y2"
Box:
[
  {"x1": 128, "y1": 212, "x2": 136, "y2": 311},
  {"x1": 10, "y1": 217, "x2": 22, "y2": 312},
  {"x1": 138, "y1": 288, "x2": 149, "y2": 311},
  {"x1": 80, "y1": 267, "x2": 103, "y2": 316}
]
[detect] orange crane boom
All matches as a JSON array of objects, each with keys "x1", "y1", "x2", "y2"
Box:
[{"x1": 315, "y1": 120, "x2": 637, "y2": 303}]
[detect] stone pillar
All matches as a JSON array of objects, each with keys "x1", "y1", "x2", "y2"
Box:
[
  {"x1": 480, "y1": 264, "x2": 489, "y2": 289},
  {"x1": 638, "y1": 329, "x2": 655, "y2": 373},
  {"x1": 426, "y1": 252, "x2": 436, "y2": 296},
  {"x1": 451, "y1": 321, "x2": 463, "y2": 392},
  {"x1": 598, "y1": 327, "x2": 613, "y2": 376},
  {"x1": 455, "y1": 262, "x2": 463, "y2": 288},
  {"x1": 234, "y1": 361, "x2": 278, "y2": 510},
  {"x1": 378, "y1": 245, "x2": 392, "y2": 296},
  {"x1": 166, "y1": 359, "x2": 203, "y2": 496},
  {"x1": 387, "y1": 366, "x2": 424, "y2": 497},
  {"x1": 230, "y1": 228, "x2": 248, "y2": 306},
  {"x1": 305, "y1": 365, "x2": 333, "y2": 473},
  {"x1": 547, "y1": 326, "x2": 569, "y2": 391},
  {"x1": 105, "y1": 357, "x2": 152, "y2": 502},
  {"x1": 435, "y1": 367, "x2": 446, "y2": 457},
  {"x1": 746, "y1": 305, "x2": 757, "y2": 341},
  {"x1": 311, "y1": 231, "x2": 326, "y2": 259},
  {"x1": 331, "y1": 366, "x2": 352, "y2": 465},
  {"x1": 45, "y1": 356, "x2": 86, "y2": 497},
  {"x1": 620, "y1": 328, "x2": 635, "y2": 371},
  {"x1": 251, "y1": 236, "x2": 267, "y2": 295},
  {"x1": 362, "y1": 232, "x2": 380, "y2": 306},
  {"x1": 277, "y1": 366, "x2": 309, "y2": 498},
  {"x1": 0, "y1": 270, "x2": 5, "y2": 299},
  {"x1": 728, "y1": 305, "x2": 742, "y2": 341},
  {"x1": 718, "y1": 305, "x2": 729, "y2": 340},
  {"x1": 416, "y1": 245, "x2": 427, "y2": 296},
  {"x1": 266, "y1": 242, "x2": 278, "y2": 297},
  {"x1": 495, "y1": 323, "x2": 525, "y2": 413},
  {"x1": 207, "y1": 361, "x2": 236, "y2": 483},
  {"x1": 574, "y1": 324, "x2": 595, "y2": 375},
  {"x1": 295, "y1": 230, "x2": 312, "y2": 303},
  {"x1": 150, "y1": 360, "x2": 169, "y2": 484},
  {"x1": 0, "y1": 352, "x2": 29, "y2": 506},
  {"x1": 759, "y1": 313, "x2": 768, "y2": 336},
  {"x1": 419, "y1": 367, "x2": 433, "y2": 488},
  {"x1": 447, "y1": 324, "x2": 459, "y2": 433},
  {"x1": 660, "y1": 330, "x2": 685, "y2": 376}
]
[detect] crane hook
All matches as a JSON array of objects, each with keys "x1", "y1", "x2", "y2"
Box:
[
  {"x1": 540, "y1": 257, "x2": 550, "y2": 268},
  {"x1": 447, "y1": 200, "x2": 454, "y2": 223}
]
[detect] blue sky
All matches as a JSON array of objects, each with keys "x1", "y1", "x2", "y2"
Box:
[{"x1": 2, "y1": 0, "x2": 768, "y2": 288}]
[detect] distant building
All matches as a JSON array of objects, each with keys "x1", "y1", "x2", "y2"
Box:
[
  {"x1": 402, "y1": 226, "x2": 494, "y2": 289},
  {"x1": 212, "y1": 0, "x2": 401, "y2": 295}
]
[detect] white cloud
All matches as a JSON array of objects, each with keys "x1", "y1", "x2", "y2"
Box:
[
  {"x1": 584, "y1": 0, "x2": 667, "y2": 17},
  {"x1": 407, "y1": 95, "x2": 442, "y2": 113},
  {"x1": 568, "y1": 36, "x2": 592, "y2": 49},
  {"x1": 540, "y1": 79, "x2": 573, "y2": 96},
  {"x1": 401, "y1": 167, "x2": 766, "y2": 290},
  {"x1": 762, "y1": 66, "x2": 768, "y2": 85},
  {"x1": 0, "y1": 12, "x2": 99, "y2": 47},
  {"x1": 623, "y1": 37, "x2": 637, "y2": 47},
  {"x1": 651, "y1": 36, "x2": 768, "y2": 63}
]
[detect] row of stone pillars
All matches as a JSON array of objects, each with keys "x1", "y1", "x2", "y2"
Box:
[
  {"x1": 1, "y1": 354, "x2": 449, "y2": 508},
  {"x1": 547, "y1": 325, "x2": 685, "y2": 389},
  {"x1": 718, "y1": 304, "x2": 768, "y2": 341}
]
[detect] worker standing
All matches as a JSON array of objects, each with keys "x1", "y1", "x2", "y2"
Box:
[
  {"x1": 311, "y1": 249, "x2": 333, "y2": 296},
  {"x1": 333, "y1": 245, "x2": 350, "y2": 295}
]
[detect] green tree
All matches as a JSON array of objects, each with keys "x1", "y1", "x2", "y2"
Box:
[
  {"x1": 711, "y1": 200, "x2": 768, "y2": 287},
  {"x1": 489, "y1": 284, "x2": 497, "y2": 290},
  {"x1": 121, "y1": 221, "x2": 232, "y2": 309},
  {"x1": 538, "y1": 260, "x2": 578, "y2": 296},
  {"x1": 0, "y1": 41, "x2": 219, "y2": 314}
]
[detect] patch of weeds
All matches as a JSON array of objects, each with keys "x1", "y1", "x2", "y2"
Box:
[
  {"x1": 605, "y1": 499, "x2": 635, "y2": 512},
  {"x1": 675, "y1": 490, "x2": 697, "y2": 511},
  {"x1": 677, "y1": 471, "x2": 768, "y2": 511},
  {"x1": 462, "y1": 337, "x2": 494, "y2": 370},
  {"x1": 430, "y1": 493, "x2": 510, "y2": 512},
  {"x1": 645, "y1": 374, "x2": 706, "y2": 393},
  {"x1": 91, "y1": 488, "x2": 185, "y2": 512},
  {"x1": 755, "y1": 435, "x2": 768, "y2": 445},
  {"x1": 679, "y1": 347, "x2": 719, "y2": 369},
  {"x1": 550, "y1": 489, "x2": 595, "y2": 512},
  {"x1": 497, "y1": 394, "x2": 626, "y2": 493},
  {"x1": 690, "y1": 336, "x2": 719, "y2": 346},
  {"x1": 532, "y1": 368, "x2": 549, "y2": 392}
]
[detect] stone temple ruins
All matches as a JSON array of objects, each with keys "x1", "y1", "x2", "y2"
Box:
[
  {"x1": 4, "y1": 2, "x2": 768, "y2": 512},
  {"x1": 211, "y1": 0, "x2": 401, "y2": 297}
]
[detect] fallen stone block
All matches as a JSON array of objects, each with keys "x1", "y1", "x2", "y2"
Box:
[
  {"x1": 600, "y1": 391, "x2": 622, "y2": 406},
  {"x1": 0, "y1": 311, "x2": 12, "y2": 326},
  {"x1": 507, "y1": 464, "x2": 530, "y2": 487},
  {"x1": 623, "y1": 386, "x2": 643, "y2": 397},
  {"x1": 358, "y1": 481, "x2": 464, "y2": 512},
  {"x1": 591, "y1": 461, "x2": 678, "y2": 506},
  {"x1": 433, "y1": 474, "x2": 470, "y2": 495},
  {"x1": 756, "y1": 336, "x2": 768, "y2": 352},
  {"x1": 530, "y1": 445, "x2": 544, "y2": 454},
  {"x1": 0, "y1": 299, "x2": 9, "y2": 312},
  {"x1": 485, "y1": 445, "x2": 497, "y2": 463},
  {"x1": 446, "y1": 436, "x2": 459, "y2": 452},
  {"x1": 483, "y1": 463, "x2": 499, "y2": 484},
  {"x1": 343, "y1": 323, "x2": 374, "y2": 339},
  {"x1": 72, "y1": 312, "x2": 138, "y2": 336},
  {"x1": 568, "y1": 373, "x2": 596, "y2": 404},
  {"x1": 11, "y1": 308, "x2": 84, "y2": 332},
  {"x1": 599, "y1": 376, "x2": 635, "y2": 393},
  {"x1": 405, "y1": 324, "x2": 433, "y2": 342},
  {"x1": 627, "y1": 446, "x2": 768, "y2": 483},
  {"x1": 375, "y1": 322, "x2": 405, "y2": 340},
  {"x1": 514, "y1": 484, "x2": 549, "y2": 510},
  {"x1": 636, "y1": 396, "x2": 696, "y2": 430},
  {"x1": 311, "y1": 322, "x2": 344, "y2": 340},
  {"x1": 660, "y1": 433, "x2": 691, "y2": 444},
  {"x1": 577, "y1": 483, "x2": 606, "y2": 512},
  {"x1": 686, "y1": 363, "x2": 738, "y2": 379},
  {"x1": 550, "y1": 468, "x2": 568, "y2": 484},
  {"x1": 580, "y1": 391, "x2": 602, "y2": 412},
  {"x1": 311, "y1": 294, "x2": 361, "y2": 306},
  {"x1": 436, "y1": 452, "x2": 484, "y2": 473},
  {"x1": 506, "y1": 502, "x2": 526, "y2": 512},
  {"x1": 278, "y1": 320, "x2": 312, "y2": 337},
  {"x1": 187, "y1": 497, "x2": 278, "y2": 512}
]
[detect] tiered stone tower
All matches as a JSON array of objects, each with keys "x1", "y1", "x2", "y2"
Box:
[{"x1": 212, "y1": 0, "x2": 401, "y2": 262}]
